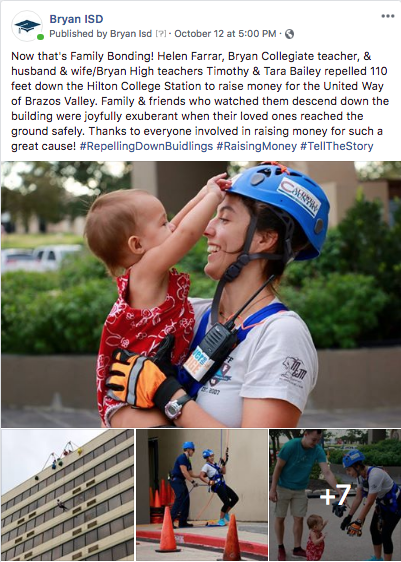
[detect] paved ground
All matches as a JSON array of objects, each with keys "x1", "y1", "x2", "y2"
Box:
[
  {"x1": 136, "y1": 521, "x2": 268, "y2": 561},
  {"x1": 3, "y1": 405, "x2": 401, "y2": 428},
  {"x1": 136, "y1": 542, "x2": 257, "y2": 561},
  {"x1": 301, "y1": 407, "x2": 401, "y2": 427},
  {"x1": 2, "y1": 407, "x2": 100, "y2": 428},
  {"x1": 269, "y1": 496, "x2": 401, "y2": 561}
]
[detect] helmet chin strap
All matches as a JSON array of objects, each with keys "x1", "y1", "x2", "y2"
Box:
[{"x1": 210, "y1": 210, "x2": 295, "y2": 325}]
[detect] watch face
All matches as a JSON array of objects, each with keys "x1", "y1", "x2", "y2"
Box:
[{"x1": 165, "y1": 403, "x2": 181, "y2": 419}]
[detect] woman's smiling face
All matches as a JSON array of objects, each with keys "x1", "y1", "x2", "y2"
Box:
[{"x1": 204, "y1": 194, "x2": 251, "y2": 281}]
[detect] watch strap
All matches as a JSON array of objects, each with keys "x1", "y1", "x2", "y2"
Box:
[
  {"x1": 177, "y1": 394, "x2": 193, "y2": 408},
  {"x1": 153, "y1": 376, "x2": 183, "y2": 412}
]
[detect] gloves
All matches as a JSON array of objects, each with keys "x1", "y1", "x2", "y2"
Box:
[
  {"x1": 340, "y1": 514, "x2": 352, "y2": 530},
  {"x1": 347, "y1": 519, "x2": 363, "y2": 537},
  {"x1": 106, "y1": 335, "x2": 182, "y2": 410},
  {"x1": 332, "y1": 501, "x2": 347, "y2": 518}
]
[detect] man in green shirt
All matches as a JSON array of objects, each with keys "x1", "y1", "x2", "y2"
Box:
[{"x1": 269, "y1": 430, "x2": 340, "y2": 561}]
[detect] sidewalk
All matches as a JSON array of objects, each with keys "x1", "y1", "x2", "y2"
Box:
[
  {"x1": 301, "y1": 406, "x2": 401, "y2": 427},
  {"x1": 136, "y1": 521, "x2": 268, "y2": 561},
  {"x1": 2, "y1": 407, "x2": 100, "y2": 428},
  {"x1": 269, "y1": 496, "x2": 401, "y2": 561},
  {"x1": 2, "y1": 405, "x2": 400, "y2": 428}
]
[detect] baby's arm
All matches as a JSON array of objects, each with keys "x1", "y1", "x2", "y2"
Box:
[
  {"x1": 141, "y1": 173, "x2": 231, "y2": 275},
  {"x1": 170, "y1": 186, "x2": 209, "y2": 229},
  {"x1": 310, "y1": 531, "x2": 326, "y2": 545},
  {"x1": 170, "y1": 172, "x2": 230, "y2": 228}
]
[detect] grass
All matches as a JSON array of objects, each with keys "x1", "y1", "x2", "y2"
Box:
[{"x1": 1, "y1": 233, "x2": 84, "y2": 250}]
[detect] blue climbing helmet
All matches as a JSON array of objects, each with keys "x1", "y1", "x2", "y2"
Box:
[
  {"x1": 202, "y1": 449, "x2": 214, "y2": 459},
  {"x1": 343, "y1": 449, "x2": 365, "y2": 468},
  {"x1": 227, "y1": 162, "x2": 330, "y2": 261},
  {"x1": 183, "y1": 441, "x2": 195, "y2": 451}
]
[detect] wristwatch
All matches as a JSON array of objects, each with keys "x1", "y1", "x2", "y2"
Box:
[{"x1": 164, "y1": 394, "x2": 193, "y2": 420}]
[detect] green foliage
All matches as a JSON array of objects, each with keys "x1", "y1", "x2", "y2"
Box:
[
  {"x1": 329, "y1": 440, "x2": 401, "y2": 466},
  {"x1": 1, "y1": 262, "x2": 116, "y2": 354},
  {"x1": 1, "y1": 271, "x2": 59, "y2": 353},
  {"x1": 309, "y1": 462, "x2": 322, "y2": 480},
  {"x1": 281, "y1": 273, "x2": 388, "y2": 348},
  {"x1": 48, "y1": 279, "x2": 116, "y2": 353},
  {"x1": 1, "y1": 233, "x2": 83, "y2": 249},
  {"x1": 282, "y1": 195, "x2": 401, "y2": 345},
  {"x1": 177, "y1": 238, "x2": 216, "y2": 298},
  {"x1": 2, "y1": 194, "x2": 400, "y2": 353},
  {"x1": 58, "y1": 251, "x2": 109, "y2": 289}
]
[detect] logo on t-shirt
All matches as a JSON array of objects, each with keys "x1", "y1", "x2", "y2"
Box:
[
  {"x1": 209, "y1": 362, "x2": 232, "y2": 386},
  {"x1": 281, "y1": 357, "x2": 308, "y2": 382}
]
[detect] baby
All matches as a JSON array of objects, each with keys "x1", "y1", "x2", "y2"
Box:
[
  {"x1": 306, "y1": 514, "x2": 327, "y2": 561},
  {"x1": 85, "y1": 174, "x2": 230, "y2": 427}
]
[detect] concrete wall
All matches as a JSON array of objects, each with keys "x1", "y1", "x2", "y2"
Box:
[
  {"x1": 307, "y1": 347, "x2": 401, "y2": 410},
  {"x1": 142, "y1": 429, "x2": 269, "y2": 522},
  {"x1": 133, "y1": 161, "x2": 229, "y2": 214},
  {"x1": 1, "y1": 355, "x2": 98, "y2": 410},
  {"x1": 3, "y1": 348, "x2": 400, "y2": 412},
  {"x1": 136, "y1": 429, "x2": 151, "y2": 525}
]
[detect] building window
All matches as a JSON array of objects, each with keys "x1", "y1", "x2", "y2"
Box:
[
  {"x1": 112, "y1": 541, "x2": 127, "y2": 559},
  {"x1": 108, "y1": 494, "x2": 122, "y2": 510},
  {"x1": 111, "y1": 518, "x2": 124, "y2": 534},
  {"x1": 99, "y1": 548, "x2": 112, "y2": 561},
  {"x1": 73, "y1": 534, "x2": 85, "y2": 551},
  {"x1": 107, "y1": 474, "x2": 119, "y2": 489},
  {"x1": 124, "y1": 512, "x2": 134, "y2": 528},
  {"x1": 62, "y1": 539, "x2": 74, "y2": 556},
  {"x1": 97, "y1": 522, "x2": 110, "y2": 541},
  {"x1": 121, "y1": 487, "x2": 134, "y2": 502}
]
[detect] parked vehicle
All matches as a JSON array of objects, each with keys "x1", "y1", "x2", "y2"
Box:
[
  {"x1": 31, "y1": 245, "x2": 83, "y2": 271},
  {"x1": 1, "y1": 249, "x2": 34, "y2": 273}
]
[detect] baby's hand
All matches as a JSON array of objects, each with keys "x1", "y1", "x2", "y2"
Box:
[{"x1": 206, "y1": 173, "x2": 232, "y2": 201}]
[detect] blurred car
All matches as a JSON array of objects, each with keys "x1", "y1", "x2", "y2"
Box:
[
  {"x1": 31, "y1": 245, "x2": 83, "y2": 272},
  {"x1": 1, "y1": 248, "x2": 34, "y2": 273}
]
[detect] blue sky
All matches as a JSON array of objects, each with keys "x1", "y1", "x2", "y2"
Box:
[{"x1": 1, "y1": 429, "x2": 106, "y2": 494}]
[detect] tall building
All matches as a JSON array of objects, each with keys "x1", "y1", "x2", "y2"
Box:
[{"x1": 1, "y1": 430, "x2": 134, "y2": 561}]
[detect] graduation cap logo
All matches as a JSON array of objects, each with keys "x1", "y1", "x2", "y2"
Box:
[
  {"x1": 12, "y1": 11, "x2": 43, "y2": 41},
  {"x1": 15, "y1": 20, "x2": 41, "y2": 34}
]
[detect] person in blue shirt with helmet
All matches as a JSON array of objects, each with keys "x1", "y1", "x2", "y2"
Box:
[
  {"x1": 199, "y1": 448, "x2": 238, "y2": 526},
  {"x1": 169, "y1": 441, "x2": 200, "y2": 528},
  {"x1": 106, "y1": 162, "x2": 330, "y2": 428},
  {"x1": 342, "y1": 449, "x2": 401, "y2": 562}
]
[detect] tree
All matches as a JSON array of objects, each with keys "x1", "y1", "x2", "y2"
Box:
[
  {"x1": 269, "y1": 429, "x2": 303, "y2": 462},
  {"x1": 53, "y1": 161, "x2": 132, "y2": 194},
  {"x1": 357, "y1": 161, "x2": 401, "y2": 181}
]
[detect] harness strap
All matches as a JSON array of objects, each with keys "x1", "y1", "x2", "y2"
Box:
[
  {"x1": 177, "y1": 302, "x2": 288, "y2": 397},
  {"x1": 199, "y1": 302, "x2": 288, "y2": 346},
  {"x1": 364, "y1": 467, "x2": 401, "y2": 514}
]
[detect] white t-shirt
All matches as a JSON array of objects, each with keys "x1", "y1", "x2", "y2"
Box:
[
  {"x1": 201, "y1": 463, "x2": 220, "y2": 479},
  {"x1": 190, "y1": 297, "x2": 318, "y2": 427},
  {"x1": 357, "y1": 467, "x2": 395, "y2": 499}
]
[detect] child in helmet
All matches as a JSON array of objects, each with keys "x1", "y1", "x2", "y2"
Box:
[
  {"x1": 306, "y1": 514, "x2": 327, "y2": 561},
  {"x1": 85, "y1": 174, "x2": 231, "y2": 427},
  {"x1": 199, "y1": 448, "x2": 238, "y2": 525}
]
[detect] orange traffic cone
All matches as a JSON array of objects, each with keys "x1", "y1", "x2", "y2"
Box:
[
  {"x1": 160, "y1": 479, "x2": 167, "y2": 506},
  {"x1": 149, "y1": 487, "x2": 154, "y2": 508},
  {"x1": 154, "y1": 490, "x2": 161, "y2": 509},
  {"x1": 222, "y1": 514, "x2": 241, "y2": 561},
  {"x1": 155, "y1": 506, "x2": 181, "y2": 553}
]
